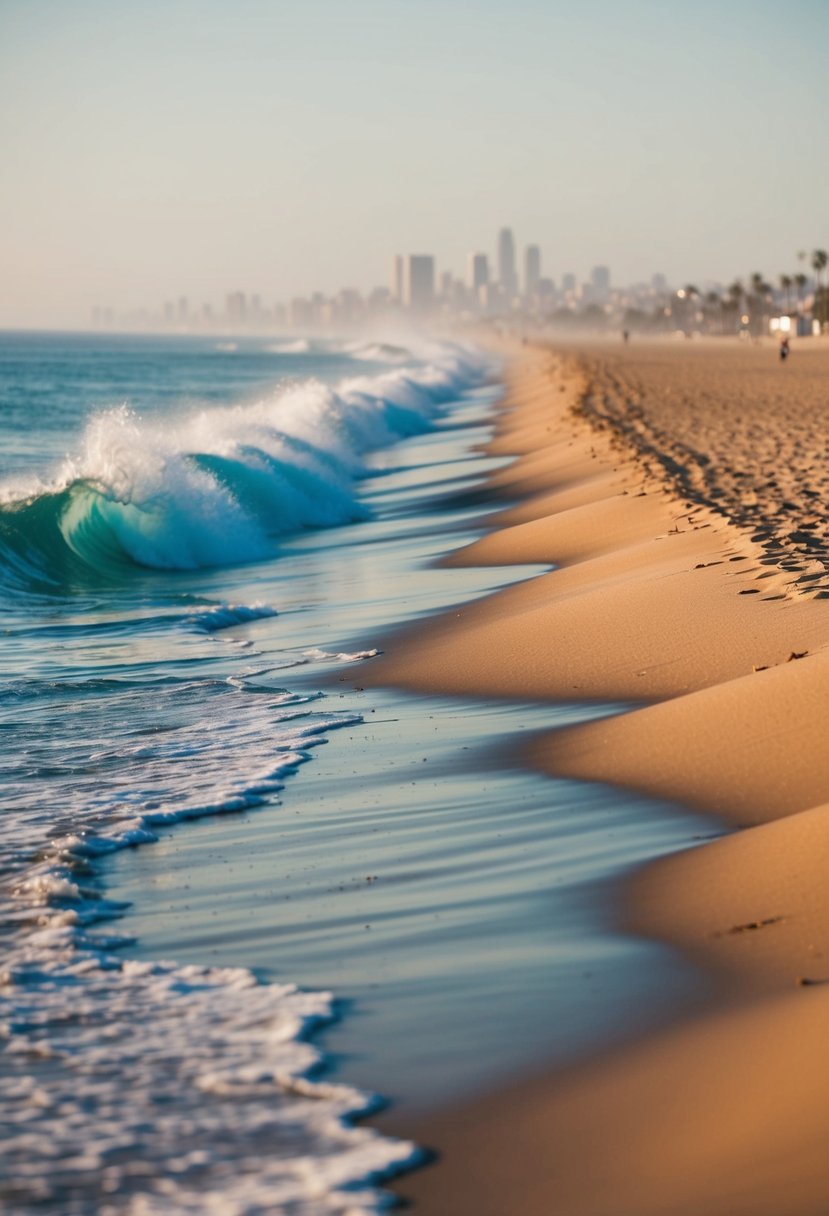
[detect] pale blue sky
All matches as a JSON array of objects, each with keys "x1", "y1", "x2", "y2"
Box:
[{"x1": 1, "y1": 0, "x2": 826, "y2": 326}]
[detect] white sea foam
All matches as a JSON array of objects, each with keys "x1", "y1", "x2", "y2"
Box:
[
  {"x1": 0, "y1": 671, "x2": 417, "y2": 1212},
  {"x1": 2, "y1": 947, "x2": 419, "y2": 1214},
  {"x1": 0, "y1": 337, "x2": 492, "y2": 1209},
  {"x1": 186, "y1": 601, "x2": 277, "y2": 632},
  {"x1": 0, "y1": 340, "x2": 489, "y2": 573},
  {"x1": 341, "y1": 341, "x2": 411, "y2": 364},
  {"x1": 303, "y1": 647, "x2": 382, "y2": 663},
  {"x1": 267, "y1": 338, "x2": 312, "y2": 354}
]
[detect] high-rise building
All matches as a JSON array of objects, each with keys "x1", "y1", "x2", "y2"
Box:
[
  {"x1": 467, "y1": 252, "x2": 489, "y2": 292},
  {"x1": 310, "y1": 292, "x2": 328, "y2": 326},
  {"x1": 497, "y1": 228, "x2": 517, "y2": 296},
  {"x1": 477, "y1": 282, "x2": 504, "y2": 317},
  {"x1": 390, "y1": 255, "x2": 404, "y2": 304},
  {"x1": 537, "y1": 279, "x2": 555, "y2": 311},
  {"x1": 591, "y1": 266, "x2": 611, "y2": 296},
  {"x1": 226, "y1": 291, "x2": 247, "y2": 323},
  {"x1": 562, "y1": 273, "x2": 576, "y2": 294},
  {"x1": 336, "y1": 288, "x2": 364, "y2": 326},
  {"x1": 401, "y1": 255, "x2": 435, "y2": 311},
  {"x1": 288, "y1": 297, "x2": 313, "y2": 328},
  {"x1": 524, "y1": 245, "x2": 541, "y2": 298},
  {"x1": 368, "y1": 286, "x2": 392, "y2": 313}
]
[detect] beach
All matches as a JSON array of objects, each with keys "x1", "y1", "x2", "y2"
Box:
[
  {"x1": 5, "y1": 334, "x2": 562, "y2": 1212},
  {"x1": 4, "y1": 330, "x2": 829, "y2": 1212},
  {"x1": 4, "y1": 2, "x2": 827, "y2": 1210},
  {"x1": 371, "y1": 336, "x2": 829, "y2": 1214}
]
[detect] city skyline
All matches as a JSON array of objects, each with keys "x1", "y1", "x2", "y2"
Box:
[
  {"x1": 83, "y1": 220, "x2": 642, "y2": 330},
  {"x1": 2, "y1": 0, "x2": 827, "y2": 329},
  {"x1": 82, "y1": 227, "x2": 828, "y2": 336}
]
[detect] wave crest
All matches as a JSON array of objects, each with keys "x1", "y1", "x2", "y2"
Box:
[{"x1": 0, "y1": 343, "x2": 488, "y2": 585}]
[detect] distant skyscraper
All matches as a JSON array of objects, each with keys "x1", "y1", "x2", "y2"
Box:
[
  {"x1": 562, "y1": 272, "x2": 576, "y2": 294},
  {"x1": 401, "y1": 255, "x2": 435, "y2": 311},
  {"x1": 524, "y1": 245, "x2": 541, "y2": 297},
  {"x1": 497, "y1": 228, "x2": 517, "y2": 296},
  {"x1": 652, "y1": 273, "x2": 668, "y2": 293},
  {"x1": 336, "y1": 288, "x2": 363, "y2": 325},
  {"x1": 288, "y1": 297, "x2": 313, "y2": 328},
  {"x1": 467, "y1": 252, "x2": 489, "y2": 292},
  {"x1": 591, "y1": 265, "x2": 611, "y2": 296},
  {"x1": 390, "y1": 255, "x2": 404, "y2": 304},
  {"x1": 226, "y1": 291, "x2": 246, "y2": 322}
]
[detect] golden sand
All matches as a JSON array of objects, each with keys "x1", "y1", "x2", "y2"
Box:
[{"x1": 367, "y1": 337, "x2": 829, "y2": 1215}]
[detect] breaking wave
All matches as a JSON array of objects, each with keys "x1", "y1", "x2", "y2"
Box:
[{"x1": 0, "y1": 343, "x2": 488, "y2": 587}]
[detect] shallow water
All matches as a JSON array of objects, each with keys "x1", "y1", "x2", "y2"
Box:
[
  {"x1": 108, "y1": 380, "x2": 714, "y2": 1116},
  {"x1": 0, "y1": 330, "x2": 715, "y2": 1213},
  {"x1": 0, "y1": 332, "x2": 513, "y2": 1213},
  {"x1": 113, "y1": 688, "x2": 713, "y2": 1114}
]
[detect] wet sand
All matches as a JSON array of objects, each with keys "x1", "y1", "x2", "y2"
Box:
[{"x1": 369, "y1": 337, "x2": 829, "y2": 1214}]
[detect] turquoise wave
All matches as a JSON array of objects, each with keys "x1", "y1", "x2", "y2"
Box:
[{"x1": 0, "y1": 342, "x2": 488, "y2": 590}]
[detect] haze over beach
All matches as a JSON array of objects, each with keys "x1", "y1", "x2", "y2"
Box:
[
  {"x1": 1, "y1": 0, "x2": 827, "y2": 329},
  {"x1": 2, "y1": 2, "x2": 829, "y2": 1215}
]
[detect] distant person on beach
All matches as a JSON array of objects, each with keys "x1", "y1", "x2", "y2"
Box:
[
  {"x1": 622, "y1": 329, "x2": 629, "y2": 343},
  {"x1": 779, "y1": 335, "x2": 790, "y2": 362}
]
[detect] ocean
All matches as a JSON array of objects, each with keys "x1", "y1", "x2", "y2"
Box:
[{"x1": 0, "y1": 330, "x2": 708, "y2": 1214}]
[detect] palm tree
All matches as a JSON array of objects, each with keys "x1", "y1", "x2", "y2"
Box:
[
  {"x1": 812, "y1": 250, "x2": 828, "y2": 327},
  {"x1": 727, "y1": 280, "x2": 744, "y2": 333},
  {"x1": 721, "y1": 294, "x2": 739, "y2": 335},
  {"x1": 779, "y1": 274, "x2": 793, "y2": 313},
  {"x1": 750, "y1": 272, "x2": 768, "y2": 333},
  {"x1": 794, "y1": 272, "x2": 808, "y2": 312},
  {"x1": 703, "y1": 290, "x2": 721, "y2": 334}
]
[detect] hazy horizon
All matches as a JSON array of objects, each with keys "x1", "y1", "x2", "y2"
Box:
[{"x1": 2, "y1": 0, "x2": 827, "y2": 329}]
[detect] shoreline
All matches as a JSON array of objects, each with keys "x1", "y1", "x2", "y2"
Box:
[
  {"x1": 366, "y1": 337, "x2": 829, "y2": 1214},
  {"x1": 101, "y1": 360, "x2": 715, "y2": 1132}
]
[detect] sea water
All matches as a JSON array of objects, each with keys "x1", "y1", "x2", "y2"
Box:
[
  {"x1": 0, "y1": 331, "x2": 492, "y2": 1213},
  {"x1": 0, "y1": 331, "x2": 711, "y2": 1214}
]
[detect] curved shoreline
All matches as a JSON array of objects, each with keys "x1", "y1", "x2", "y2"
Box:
[{"x1": 367, "y1": 338, "x2": 829, "y2": 1215}]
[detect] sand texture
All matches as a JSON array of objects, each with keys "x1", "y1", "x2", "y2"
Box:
[
  {"x1": 368, "y1": 338, "x2": 829, "y2": 1215},
  {"x1": 575, "y1": 342, "x2": 829, "y2": 595}
]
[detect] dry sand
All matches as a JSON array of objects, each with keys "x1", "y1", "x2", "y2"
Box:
[{"x1": 366, "y1": 337, "x2": 829, "y2": 1215}]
